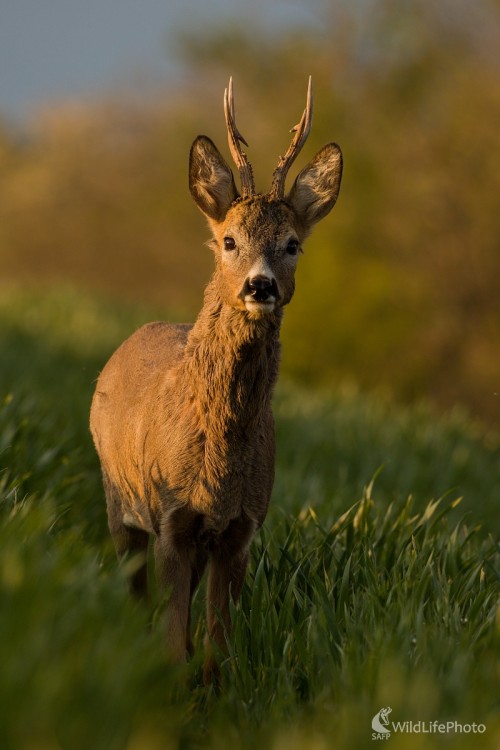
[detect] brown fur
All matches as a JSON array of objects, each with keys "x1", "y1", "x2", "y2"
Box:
[{"x1": 90, "y1": 112, "x2": 342, "y2": 684}]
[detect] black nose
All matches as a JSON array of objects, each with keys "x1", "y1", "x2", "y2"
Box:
[{"x1": 246, "y1": 275, "x2": 277, "y2": 302}]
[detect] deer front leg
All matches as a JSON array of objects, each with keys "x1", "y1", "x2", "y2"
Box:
[
  {"x1": 154, "y1": 532, "x2": 191, "y2": 662},
  {"x1": 204, "y1": 548, "x2": 249, "y2": 685},
  {"x1": 186, "y1": 546, "x2": 208, "y2": 657},
  {"x1": 203, "y1": 514, "x2": 255, "y2": 685}
]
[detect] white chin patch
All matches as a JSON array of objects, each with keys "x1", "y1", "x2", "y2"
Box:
[{"x1": 244, "y1": 299, "x2": 276, "y2": 314}]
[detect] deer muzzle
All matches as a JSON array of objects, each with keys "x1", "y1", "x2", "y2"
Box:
[{"x1": 243, "y1": 275, "x2": 279, "y2": 313}]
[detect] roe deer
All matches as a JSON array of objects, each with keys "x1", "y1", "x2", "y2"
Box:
[{"x1": 90, "y1": 78, "x2": 342, "y2": 683}]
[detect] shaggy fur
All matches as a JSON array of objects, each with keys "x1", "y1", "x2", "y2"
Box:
[{"x1": 90, "y1": 125, "x2": 342, "y2": 684}]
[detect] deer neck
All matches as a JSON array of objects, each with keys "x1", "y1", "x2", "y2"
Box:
[
  {"x1": 173, "y1": 273, "x2": 282, "y2": 527},
  {"x1": 183, "y1": 273, "x2": 282, "y2": 430}
]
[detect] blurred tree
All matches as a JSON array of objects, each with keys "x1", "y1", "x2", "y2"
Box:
[{"x1": 0, "y1": 0, "x2": 499, "y2": 422}]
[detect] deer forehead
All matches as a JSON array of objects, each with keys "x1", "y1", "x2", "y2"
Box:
[{"x1": 214, "y1": 198, "x2": 299, "y2": 249}]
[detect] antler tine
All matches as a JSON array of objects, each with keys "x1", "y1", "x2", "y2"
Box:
[
  {"x1": 224, "y1": 77, "x2": 255, "y2": 198},
  {"x1": 269, "y1": 76, "x2": 313, "y2": 199}
]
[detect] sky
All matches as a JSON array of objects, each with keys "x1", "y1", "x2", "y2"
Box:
[{"x1": 0, "y1": 0, "x2": 320, "y2": 123}]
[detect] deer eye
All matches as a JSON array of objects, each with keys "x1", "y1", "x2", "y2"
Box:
[
  {"x1": 223, "y1": 236, "x2": 236, "y2": 251},
  {"x1": 286, "y1": 238, "x2": 300, "y2": 255}
]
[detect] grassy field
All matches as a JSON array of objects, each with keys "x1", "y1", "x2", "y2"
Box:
[{"x1": 0, "y1": 286, "x2": 498, "y2": 750}]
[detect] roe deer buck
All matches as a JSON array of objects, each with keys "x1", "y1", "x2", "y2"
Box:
[{"x1": 90, "y1": 77, "x2": 342, "y2": 683}]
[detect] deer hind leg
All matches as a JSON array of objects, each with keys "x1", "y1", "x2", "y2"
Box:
[{"x1": 105, "y1": 482, "x2": 149, "y2": 599}]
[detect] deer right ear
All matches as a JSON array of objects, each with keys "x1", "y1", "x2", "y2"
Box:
[
  {"x1": 189, "y1": 136, "x2": 239, "y2": 222},
  {"x1": 287, "y1": 143, "x2": 343, "y2": 230}
]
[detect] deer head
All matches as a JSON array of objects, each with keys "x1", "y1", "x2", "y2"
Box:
[{"x1": 189, "y1": 77, "x2": 343, "y2": 317}]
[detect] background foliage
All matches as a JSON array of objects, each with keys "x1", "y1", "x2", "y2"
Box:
[{"x1": 1, "y1": 0, "x2": 499, "y2": 422}]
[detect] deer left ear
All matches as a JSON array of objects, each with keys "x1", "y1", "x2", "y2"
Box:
[
  {"x1": 189, "y1": 135, "x2": 239, "y2": 222},
  {"x1": 287, "y1": 143, "x2": 343, "y2": 229}
]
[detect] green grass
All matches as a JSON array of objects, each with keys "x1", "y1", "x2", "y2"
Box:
[{"x1": 0, "y1": 286, "x2": 499, "y2": 750}]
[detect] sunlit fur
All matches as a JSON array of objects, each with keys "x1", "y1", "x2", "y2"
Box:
[{"x1": 90, "y1": 119, "x2": 342, "y2": 685}]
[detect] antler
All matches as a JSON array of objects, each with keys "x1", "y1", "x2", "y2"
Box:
[
  {"x1": 224, "y1": 77, "x2": 255, "y2": 198},
  {"x1": 269, "y1": 76, "x2": 313, "y2": 200}
]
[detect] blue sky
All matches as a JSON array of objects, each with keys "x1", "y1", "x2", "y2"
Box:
[{"x1": 0, "y1": 0, "x2": 320, "y2": 123}]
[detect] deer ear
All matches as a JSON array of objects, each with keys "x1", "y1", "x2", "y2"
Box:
[
  {"x1": 189, "y1": 136, "x2": 239, "y2": 222},
  {"x1": 287, "y1": 143, "x2": 342, "y2": 230}
]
